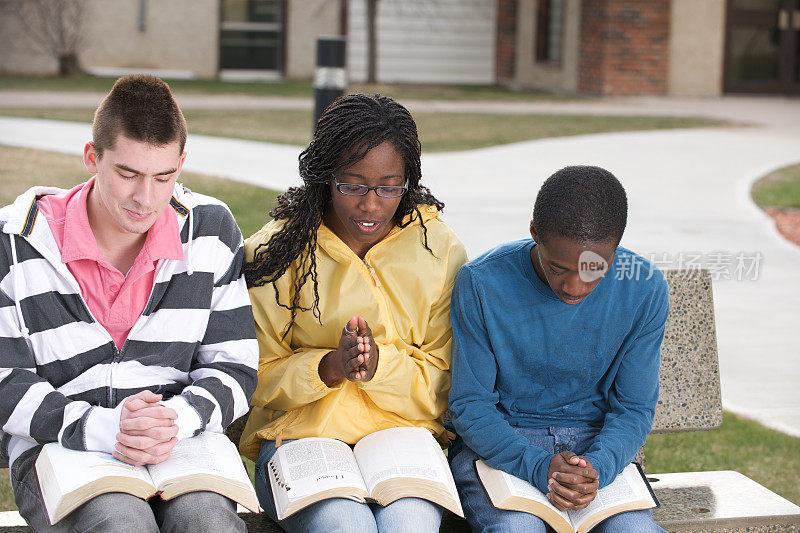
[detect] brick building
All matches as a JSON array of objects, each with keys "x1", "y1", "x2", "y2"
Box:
[{"x1": 500, "y1": 0, "x2": 800, "y2": 96}]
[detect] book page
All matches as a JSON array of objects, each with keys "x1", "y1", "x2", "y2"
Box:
[
  {"x1": 503, "y1": 468, "x2": 557, "y2": 507},
  {"x1": 147, "y1": 432, "x2": 251, "y2": 489},
  {"x1": 37, "y1": 444, "x2": 153, "y2": 495},
  {"x1": 568, "y1": 464, "x2": 652, "y2": 529},
  {"x1": 36, "y1": 443, "x2": 157, "y2": 525},
  {"x1": 354, "y1": 427, "x2": 451, "y2": 494},
  {"x1": 271, "y1": 438, "x2": 367, "y2": 498},
  {"x1": 474, "y1": 460, "x2": 571, "y2": 532},
  {"x1": 494, "y1": 462, "x2": 571, "y2": 526}
]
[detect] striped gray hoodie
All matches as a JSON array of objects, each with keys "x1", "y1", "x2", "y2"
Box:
[{"x1": 0, "y1": 183, "x2": 258, "y2": 469}]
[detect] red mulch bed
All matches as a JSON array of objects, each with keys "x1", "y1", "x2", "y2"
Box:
[{"x1": 764, "y1": 207, "x2": 800, "y2": 247}]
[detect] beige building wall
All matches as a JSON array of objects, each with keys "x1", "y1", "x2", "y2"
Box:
[
  {"x1": 285, "y1": 0, "x2": 342, "y2": 79},
  {"x1": 668, "y1": 0, "x2": 726, "y2": 96},
  {"x1": 82, "y1": 0, "x2": 219, "y2": 78},
  {"x1": 512, "y1": 0, "x2": 581, "y2": 92},
  {"x1": 0, "y1": 0, "x2": 220, "y2": 78}
]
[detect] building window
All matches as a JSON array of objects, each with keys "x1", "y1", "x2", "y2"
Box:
[
  {"x1": 536, "y1": 0, "x2": 564, "y2": 65},
  {"x1": 220, "y1": 0, "x2": 284, "y2": 72}
]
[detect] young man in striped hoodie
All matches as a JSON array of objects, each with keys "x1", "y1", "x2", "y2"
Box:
[{"x1": 0, "y1": 75, "x2": 258, "y2": 532}]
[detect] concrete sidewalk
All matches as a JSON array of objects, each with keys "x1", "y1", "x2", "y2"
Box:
[{"x1": 0, "y1": 95, "x2": 799, "y2": 437}]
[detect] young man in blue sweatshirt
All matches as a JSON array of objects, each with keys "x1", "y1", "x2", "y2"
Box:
[{"x1": 448, "y1": 166, "x2": 668, "y2": 532}]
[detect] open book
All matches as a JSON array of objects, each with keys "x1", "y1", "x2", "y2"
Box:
[
  {"x1": 35, "y1": 431, "x2": 259, "y2": 525},
  {"x1": 267, "y1": 426, "x2": 463, "y2": 520},
  {"x1": 475, "y1": 460, "x2": 658, "y2": 533}
]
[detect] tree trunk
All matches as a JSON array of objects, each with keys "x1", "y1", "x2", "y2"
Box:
[
  {"x1": 58, "y1": 53, "x2": 81, "y2": 76},
  {"x1": 366, "y1": 0, "x2": 377, "y2": 83}
]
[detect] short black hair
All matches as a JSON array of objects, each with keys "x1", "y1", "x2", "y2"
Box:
[{"x1": 532, "y1": 165, "x2": 627, "y2": 244}]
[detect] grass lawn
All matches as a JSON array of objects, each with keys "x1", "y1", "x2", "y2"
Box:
[
  {"x1": 646, "y1": 411, "x2": 800, "y2": 505},
  {"x1": 0, "y1": 107, "x2": 726, "y2": 152},
  {"x1": 0, "y1": 145, "x2": 799, "y2": 512},
  {"x1": 0, "y1": 75, "x2": 580, "y2": 102},
  {"x1": 751, "y1": 163, "x2": 800, "y2": 209}
]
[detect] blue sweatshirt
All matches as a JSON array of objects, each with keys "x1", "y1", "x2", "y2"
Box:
[{"x1": 448, "y1": 239, "x2": 668, "y2": 492}]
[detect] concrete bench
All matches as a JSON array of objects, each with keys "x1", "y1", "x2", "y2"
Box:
[
  {"x1": 1, "y1": 270, "x2": 798, "y2": 531},
  {"x1": 643, "y1": 270, "x2": 800, "y2": 531}
]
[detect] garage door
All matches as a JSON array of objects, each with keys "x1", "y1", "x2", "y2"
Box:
[{"x1": 347, "y1": 0, "x2": 496, "y2": 85}]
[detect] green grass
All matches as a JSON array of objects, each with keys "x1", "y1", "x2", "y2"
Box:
[
  {"x1": 0, "y1": 107, "x2": 726, "y2": 152},
  {"x1": 0, "y1": 75, "x2": 314, "y2": 98},
  {"x1": 751, "y1": 163, "x2": 800, "y2": 209},
  {"x1": 0, "y1": 75, "x2": 576, "y2": 102},
  {"x1": 646, "y1": 411, "x2": 800, "y2": 505}
]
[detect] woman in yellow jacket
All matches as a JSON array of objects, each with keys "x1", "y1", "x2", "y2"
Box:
[{"x1": 240, "y1": 94, "x2": 467, "y2": 532}]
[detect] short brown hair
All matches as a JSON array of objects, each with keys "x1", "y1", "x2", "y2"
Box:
[{"x1": 92, "y1": 75, "x2": 187, "y2": 158}]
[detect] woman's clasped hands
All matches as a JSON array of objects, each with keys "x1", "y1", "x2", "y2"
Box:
[{"x1": 319, "y1": 315, "x2": 379, "y2": 386}]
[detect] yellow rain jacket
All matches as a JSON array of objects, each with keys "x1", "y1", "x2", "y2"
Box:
[{"x1": 239, "y1": 206, "x2": 467, "y2": 461}]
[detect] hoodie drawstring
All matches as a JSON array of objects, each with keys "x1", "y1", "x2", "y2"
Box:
[
  {"x1": 8, "y1": 234, "x2": 30, "y2": 339},
  {"x1": 185, "y1": 203, "x2": 194, "y2": 276}
]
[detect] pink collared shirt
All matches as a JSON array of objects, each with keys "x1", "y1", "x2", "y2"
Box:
[{"x1": 37, "y1": 178, "x2": 184, "y2": 349}]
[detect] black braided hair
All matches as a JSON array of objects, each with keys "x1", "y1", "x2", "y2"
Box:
[{"x1": 244, "y1": 93, "x2": 444, "y2": 337}]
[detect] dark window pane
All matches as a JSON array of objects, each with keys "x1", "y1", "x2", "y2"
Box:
[
  {"x1": 220, "y1": 30, "x2": 281, "y2": 70},
  {"x1": 728, "y1": 28, "x2": 781, "y2": 82},
  {"x1": 796, "y1": 31, "x2": 800, "y2": 83},
  {"x1": 547, "y1": 0, "x2": 564, "y2": 63},
  {"x1": 536, "y1": 0, "x2": 564, "y2": 64},
  {"x1": 220, "y1": 0, "x2": 284, "y2": 71}
]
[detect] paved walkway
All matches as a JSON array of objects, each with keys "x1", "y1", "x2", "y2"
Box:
[{"x1": 0, "y1": 95, "x2": 799, "y2": 436}]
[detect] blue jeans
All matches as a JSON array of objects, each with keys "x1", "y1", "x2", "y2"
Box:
[
  {"x1": 448, "y1": 426, "x2": 665, "y2": 533},
  {"x1": 255, "y1": 439, "x2": 443, "y2": 533}
]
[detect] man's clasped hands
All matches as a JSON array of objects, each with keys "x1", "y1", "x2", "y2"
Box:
[{"x1": 547, "y1": 451, "x2": 600, "y2": 511}]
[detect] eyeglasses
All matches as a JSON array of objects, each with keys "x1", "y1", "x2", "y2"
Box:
[{"x1": 333, "y1": 178, "x2": 408, "y2": 198}]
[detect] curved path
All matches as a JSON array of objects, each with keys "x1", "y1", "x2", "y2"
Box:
[{"x1": 0, "y1": 96, "x2": 798, "y2": 436}]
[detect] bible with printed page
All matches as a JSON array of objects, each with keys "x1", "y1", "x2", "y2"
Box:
[
  {"x1": 475, "y1": 460, "x2": 658, "y2": 533},
  {"x1": 267, "y1": 426, "x2": 464, "y2": 520},
  {"x1": 35, "y1": 431, "x2": 259, "y2": 525}
]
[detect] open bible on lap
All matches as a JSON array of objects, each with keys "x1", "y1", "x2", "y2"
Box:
[
  {"x1": 475, "y1": 460, "x2": 658, "y2": 533},
  {"x1": 267, "y1": 426, "x2": 464, "y2": 520},
  {"x1": 35, "y1": 431, "x2": 259, "y2": 525}
]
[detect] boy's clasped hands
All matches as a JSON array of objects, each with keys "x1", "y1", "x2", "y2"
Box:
[
  {"x1": 547, "y1": 451, "x2": 600, "y2": 511},
  {"x1": 114, "y1": 390, "x2": 179, "y2": 466},
  {"x1": 319, "y1": 315, "x2": 380, "y2": 386}
]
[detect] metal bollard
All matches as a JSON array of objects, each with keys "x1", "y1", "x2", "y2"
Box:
[{"x1": 313, "y1": 37, "x2": 347, "y2": 130}]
